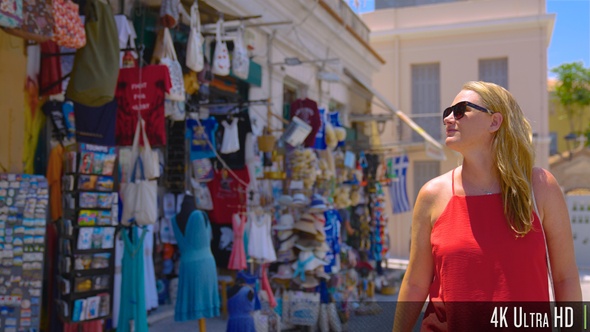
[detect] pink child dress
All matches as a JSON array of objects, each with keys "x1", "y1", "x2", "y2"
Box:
[{"x1": 228, "y1": 213, "x2": 247, "y2": 270}]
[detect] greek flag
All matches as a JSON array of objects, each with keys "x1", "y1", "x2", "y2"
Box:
[{"x1": 389, "y1": 155, "x2": 411, "y2": 214}]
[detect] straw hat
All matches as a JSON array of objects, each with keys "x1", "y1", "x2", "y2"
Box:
[
  {"x1": 291, "y1": 193, "x2": 309, "y2": 207},
  {"x1": 295, "y1": 237, "x2": 321, "y2": 251},
  {"x1": 272, "y1": 264, "x2": 294, "y2": 280},
  {"x1": 276, "y1": 249, "x2": 296, "y2": 262},
  {"x1": 314, "y1": 266, "x2": 330, "y2": 280},
  {"x1": 294, "y1": 273, "x2": 320, "y2": 288},
  {"x1": 313, "y1": 242, "x2": 331, "y2": 260},
  {"x1": 308, "y1": 194, "x2": 328, "y2": 212},
  {"x1": 294, "y1": 213, "x2": 317, "y2": 235},
  {"x1": 292, "y1": 250, "x2": 328, "y2": 272},
  {"x1": 278, "y1": 195, "x2": 293, "y2": 206},
  {"x1": 278, "y1": 233, "x2": 298, "y2": 251},
  {"x1": 274, "y1": 214, "x2": 294, "y2": 230}
]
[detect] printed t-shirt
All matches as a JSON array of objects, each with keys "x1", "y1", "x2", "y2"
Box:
[
  {"x1": 207, "y1": 167, "x2": 250, "y2": 225},
  {"x1": 74, "y1": 99, "x2": 117, "y2": 146},
  {"x1": 42, "y1": 100, "x2": 68, "y2": 142},
  {"x1": 186, "y1": 117, "x2": 218, "y2": 160},
  {"x1": 115, "y1": 65, "x2": 171, "y2": 146},
  {"x1": 210, "y1": 223, "x2": 233, "y2": 269},
  {"x1": 290, "y1": 98, "x2": 320, "y2": 147},
  {"x1": 47, "y1": 144, "x2": 64, "y2": 221}
]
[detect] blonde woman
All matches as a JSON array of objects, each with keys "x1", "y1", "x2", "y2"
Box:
[{"x1": 394, "y1": 81, "x2": 582, "y2": 331}]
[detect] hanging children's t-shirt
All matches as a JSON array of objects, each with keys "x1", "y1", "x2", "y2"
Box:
[
  {"x1": 220, "y1": 118, "x2": 240, "y2": 154},
  {"x1": 115, "y1": 65, "x2": 171, "y2": 146},
  {"x1": 186, "y1": 117, "x2": 218, "y2": 160},
  {"x1": 213, "y1": 112, "x2": 252, "y2": 169},
  {"x1": 206, "y1": 167, "x2": 250, "y2": 225}
]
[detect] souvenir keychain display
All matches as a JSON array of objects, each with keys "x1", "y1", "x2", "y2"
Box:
[
  {"x1": 0, "y1": 174, "x2": 49, "y2": 332},
  {"x1": 56, "y1": 143, "x2": 118, "y2": 322}
]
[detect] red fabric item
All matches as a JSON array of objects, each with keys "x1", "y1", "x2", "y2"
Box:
[
  {"x1": 63, "y1": 320, "x2": 104, "y2": 332},
  {"x1": 260, "y1": 264, "x2": 277, "y2": 308},
  {"x1": 290, "y1": 98, "x2": 320, "y2": 147},
  {"x1": 422, "y1": 169, "x2": 549, "y2": 331},
  {"x1": 39, "y1": 40, "x2": 63, "y2": 96},
  {"x1": 206, "y1": 168, "x2": 250, "y2": 225},
  {"x1": 115, "y1": 65, "x2": 171, "y2": 146}
]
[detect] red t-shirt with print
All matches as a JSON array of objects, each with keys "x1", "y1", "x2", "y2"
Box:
[
  {"x1": 115, "y1": 65, "x2": 171, "y2": 146},
  {"x1": 290, "y1": 98, "x2": 321, "y2": 147},
  {"x1": 207, "y1": 167, "x2": 250, "y2": 224}
]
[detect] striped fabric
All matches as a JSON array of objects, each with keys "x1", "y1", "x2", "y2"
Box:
[{"x1": 388, "y1": 154, "x2": 411, "y2": 214}]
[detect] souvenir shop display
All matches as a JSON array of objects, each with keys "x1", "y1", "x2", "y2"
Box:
[
  {"x1": 0, "y1": 174, "x2": 49, "y2": 332},
  {"x1": 56, "y1": 144, "x2": 118, "y2": 323}
]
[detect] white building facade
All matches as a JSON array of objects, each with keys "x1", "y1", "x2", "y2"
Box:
[{"x1": 361, "y1": 0, "x2": 555, "y2": 258}]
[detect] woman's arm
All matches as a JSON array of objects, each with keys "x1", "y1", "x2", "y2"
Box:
[
  {"x1": 393, "y1": 183, "x2": 437, "y2": 332},
  {"x1": 533, "y1": 167, "x2": 582, "y2": 302}
]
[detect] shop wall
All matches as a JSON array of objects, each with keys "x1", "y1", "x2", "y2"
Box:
[{"x1": 0, "y1": 31, "x2": 26, "y2": 174}]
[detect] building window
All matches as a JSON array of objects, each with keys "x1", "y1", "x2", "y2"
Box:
[
  {"x1": 376, "y1": 0, "x2": 464, "y2": 9},
  {"x1": 549, "y1": 132, "x2": 558, "y2": 155},
  {"x1": 479, "y1": 58, "x2": 508, "y2": 89},
  {"x1": 413, "y1": 161, "x2": 440, "y2": 202},
  {"x1": 411, "y1": 63, "x2": 441, "y2": 142}
]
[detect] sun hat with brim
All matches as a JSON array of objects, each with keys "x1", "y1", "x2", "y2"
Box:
[
  {"x1": 278, "y1": 233, "x2": 298, "y2": 251},
  {"x1": 308, "y1": 194, "x2": 328, "y2": 212},
  {"x1": 294, "y1": 213, "x2": 317, "y2": 235},
  {"x1": 313, "y1": 242, "x2": 331, "y2": 260},
  {"x1": 314, "y1": 266, "x2": 330, "y2": 280},
  {"x1": 274, "y1": 214, "x2": 294, "y2": 230},
  {"x1": 295, "y1": 237, "x2": 321, "y2": 251},
  {"x1": 272, "y1": 264, "x2": 294, "y2": 279},
  {"x1": 278, "y1": 195, "x2": 293, "y2": 206},
  {"x1": 276, "y1": 249, "x2": 296, "y2": 262},
  {"x1": 291, "y1": 193, "x2": 309, "y2": 207},
  {"x1": 292, "y1": 250, "x2": 328, "y2": 272},
  {"x1": 277, "y1": 229, "x2": 294, "y2": 240},
  {"x1": 294, "y1": 274, "x2": 320, "y2": 288}
]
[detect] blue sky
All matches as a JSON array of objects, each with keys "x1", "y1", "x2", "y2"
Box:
[{"x1": 346, "y1": 0, "x2": 590, "y2": 78}]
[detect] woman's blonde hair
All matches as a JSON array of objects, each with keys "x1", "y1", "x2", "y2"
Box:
[{"x1": 463, "y1": 81, "x2": 536, "y2": 236}]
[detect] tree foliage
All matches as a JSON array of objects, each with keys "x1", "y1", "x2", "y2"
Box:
[{"x1": 550, "y1": 62, "x2": 590, "y2": 137}]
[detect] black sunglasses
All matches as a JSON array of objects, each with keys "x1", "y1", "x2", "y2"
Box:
[{"x1": 442, "y1": 101, "x2": 493, "y2": 125}]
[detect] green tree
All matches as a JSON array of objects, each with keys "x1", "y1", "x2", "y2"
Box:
[{"x1": 550, "y1": 62, "x2": 590, "y2": 144}]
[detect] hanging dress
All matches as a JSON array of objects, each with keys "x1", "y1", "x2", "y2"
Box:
[
  {"x1": 117, "y1": 227, "x2": 149, "y2": 332},
  {"x1": 228, "y1": 213, "x2": 247, "y2": 270},
  {"x1": 143, "y1": 224, "x2": 159, "y2": 311},
  {"x1": 171, "y1": 210, "x2": 220, "y2": 321},
  {"x1": 247, "y1": 212, "x2": 276, "y2": 263},
  {"x1": 226, "y1": 286, "x2": 256, "y2": 332},
  {"x1": 220, "y1": 117, "x2": 240, "y2": 154}
]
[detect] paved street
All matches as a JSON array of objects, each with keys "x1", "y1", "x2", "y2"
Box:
[{"x1": 148, "y1": 272, "x2": 590, "y2": 332}]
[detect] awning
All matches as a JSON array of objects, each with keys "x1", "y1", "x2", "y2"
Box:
[{"x1": 344, "y1": 68, "x2": 445, "y2": 159}]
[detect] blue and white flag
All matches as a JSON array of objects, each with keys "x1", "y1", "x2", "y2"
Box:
[{"x1": 389, "y1": 154, "x2": 411, "y2": 214}]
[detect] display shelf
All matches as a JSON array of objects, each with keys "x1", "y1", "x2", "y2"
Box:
[{"x1": 57, "y1": 143, "x2": 118, "y2": 324}]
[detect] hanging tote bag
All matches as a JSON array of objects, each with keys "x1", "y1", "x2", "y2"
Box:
[
  {"x1": 0, "y1": 0, "x2": 22, "y2": 28},
  {"x1": 160, "y1": 27, "x2": 186, "y2": 101},
  {"x1": 2, "y1": 0, "x2": 53, "y2": 42},
  {"x1": 131, "y1": 118, "x2": 160, "y2": 180},
  {"x1": 52, "y1": 0, "x2": 85, "y2": 49},
  {"x1": 212, "y1": 18, "x2": 230, "y2": 76},
  {"x1": 232, "y1": 25, "x2": 249, "y2": 80},
  {"x1": 121, "y1": 157, "x2": 158, "y2": 226},
  {"x1": 186, "y1": 2, "x2": 204, "y2": 72}
]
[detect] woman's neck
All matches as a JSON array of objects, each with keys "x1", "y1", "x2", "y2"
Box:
[{"x1": 460, "y1": 158, "x2": 500, "y2": 195}]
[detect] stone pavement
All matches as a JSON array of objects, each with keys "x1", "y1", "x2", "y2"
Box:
[{"x1": 147, "y1": 271, "x2": 590, "y2": 332}]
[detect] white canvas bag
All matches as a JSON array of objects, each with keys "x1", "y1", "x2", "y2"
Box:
[
  {"x1": 131, "y1": 118, "x2": 160, "y2": 180},
  {"x1": 232, "y1": 25, "x2": 249, "y2": 80},
  {"x1": 161, "y1": 27, "x2": 186, "y2": 101},
  {"x1": 121, "y1": 158, "x2": 158, "y2": 226},
  {"x1": 186, "y1": 2, "x2": 204, "y2": 72},
  {"x1": 212, "y1": 18, "x2": 230, "y2": 76}
]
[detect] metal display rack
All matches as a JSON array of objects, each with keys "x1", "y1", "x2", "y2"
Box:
[{"x1": 56, "y1": 143, "x2": 118, "y2": 323}]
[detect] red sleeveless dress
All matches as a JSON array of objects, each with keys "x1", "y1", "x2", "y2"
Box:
[{"x1": 421, "y1": 169, "x2": 550, "y2": 331}]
